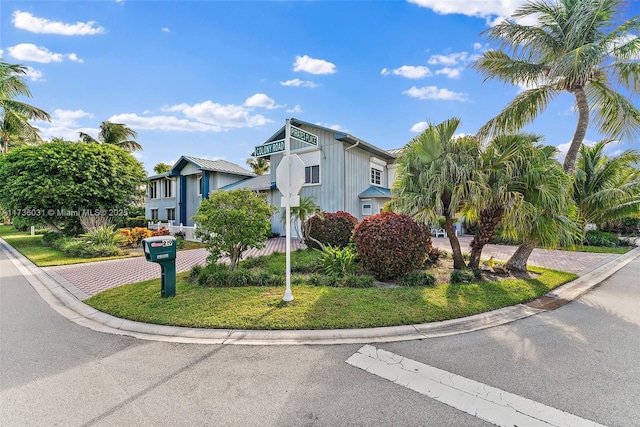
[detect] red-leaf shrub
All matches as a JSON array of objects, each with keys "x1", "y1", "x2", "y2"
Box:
[
  {"x1": 152, "y1": 227, "x2": 171, "y2": 237},
  {"x1": 353, "y1": 212, "x2": 431, "y2": 281},
  {"x1": 304, "y1": 211, "x2": 358, "y2": 249}
]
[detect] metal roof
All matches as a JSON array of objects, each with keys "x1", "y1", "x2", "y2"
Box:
[
  {"x1": 170, "y1": 156, "x2": 255, "y2": 177},
  {"x1": 219, "y1": 174, "x2": 274, "y2": 192},
  {"x1": 358, "y1": 186, "x2": 392, "y2": 199}
]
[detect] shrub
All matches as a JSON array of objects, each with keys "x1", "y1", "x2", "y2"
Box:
[
  {"x1": 81, "y1": 225, "x2": 127, "y2": 246},
  {"x1": 152, "y1": 227, "x2": 170, "y2": 237},
  {"x1": 584, "y1": 230, "x2": 622, "y2": 247},
  {"x1": 125, "y1": 216, "x2": 147, "y2": 228},
  {"x1": 353, "y1": 212, "x2": 431, "y2": 281},
  {"x1": 129, "y1": 227, "x2": 153, "y2": 246},
  {"x1": 190, "y1": 264, "x2": 202, "y2": 279},
  {"x1": 314, "y1": 245, "x2": 357, "y2": 277},
  {"x1": 304, "y1": 211, "x2": 358, "y2": 249},
  {"x1": 425, "y1": 248, "x2": 444, "y2": 266},
  {"x1": 600, "y1": 217, "x2": 640, "y2": 236},
  {"x1": 173, "y1": 230, "x2": 186, "y2": 239},
  {"x1": 450, "y1": 269, "x2": 475, "y2": 284},
  {"x1": 398, "y1": 271, "x2": 436, "y2": 287},
  {"x1": 41, "y1": 231, "x2": 63, "y2": 246},
  {"x1": 175, "y1": 236, "x2": 186, "y2": 249},
  {"x1": 344, "y1": 274, "x2": 375, "y2": 288}
]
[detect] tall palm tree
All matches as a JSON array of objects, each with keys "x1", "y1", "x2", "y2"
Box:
[
  {"x1": 503, "y1": 145, "x2": 579, "y2": 272},
  {"x1": 153, "y1": 162, "x2": 171, "y2": 175},
  {"x1": 392, "y1": 118, "x2": 478, "y2": 270},
  {"x1": 246, "y1": 156, "x2": 270, "y2": 175},
  {"x1": 573, "y1": 139, "x2": 640, "y2": 235},
  {"x1": 79, "y1": 121, "x2": 142, "y2": 152},
  {"x1": 473, "y1": 0, "x2": 640, "y2": 174},
  {"x1": 0, "y1": 61, "x2": 50, "y2": 154}
]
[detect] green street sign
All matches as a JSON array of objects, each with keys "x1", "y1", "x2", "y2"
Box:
[
  {"x1": 254, "y1": 139, "x2": 285, "y2": 157},
  {"x1": 290, "y1": 126, "x2": 318, "y2": 146}
]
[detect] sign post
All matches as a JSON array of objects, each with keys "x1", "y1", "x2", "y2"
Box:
[{"x1": 283, "y1": 119, "x2": 294, "y2": 301}]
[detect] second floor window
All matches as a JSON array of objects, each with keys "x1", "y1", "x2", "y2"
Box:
[
  {"x1": 149, "y1": 181, "x2": 159, "y2": 199},
  {"x1": 371, "y1": 167, "x2": 382, "y2": 186},
  {"x1": 163, "y1": 179, "x2": 173, "y2": 198},
  {"x1": 305, "y1": 165, "x2": 320, "y2": 184},
  {"x1": 198, "y1": 176, "x2": 203, "y2": 195}
]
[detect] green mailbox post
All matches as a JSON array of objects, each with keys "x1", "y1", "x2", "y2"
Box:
[{"x1": 142, "y1": 236, "x2": 177, "y2": 297}]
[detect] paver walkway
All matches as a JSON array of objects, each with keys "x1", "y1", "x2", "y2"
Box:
[{"x1": 43, "y1": 236, "x2": 618, "y2": 298}]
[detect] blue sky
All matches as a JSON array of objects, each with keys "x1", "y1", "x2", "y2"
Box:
[{"x1": 2, "y1": 0, "x2": 638, "y2": 174}]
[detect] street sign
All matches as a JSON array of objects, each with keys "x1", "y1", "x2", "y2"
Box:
[
  {"x1": 290, "y1": 126, "x2": 318, "y2": 146},
  {"x1": 276, "y1": 154, "x2": 305, "y2": 207},
  {"x1": 254, "y1": 139, "x2": 285, "y2": 158}
]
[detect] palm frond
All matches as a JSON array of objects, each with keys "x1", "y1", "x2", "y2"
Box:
[{"x1": 586, "y1": 79, "x2": 640, "y2": 141}]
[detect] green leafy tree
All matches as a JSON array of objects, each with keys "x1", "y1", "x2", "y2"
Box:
[
  {"x1": 79, "y1": 121, "x2": 143, "y2": 152},
  {"x1": 246, "y1": 157, "x2": 269, "y2": 175},
  {"x1": 473, "y1": 0, "x2": 640, "y2": 174},
  {"x1": 392, "y1": 118, "x2": 478, "y2": 270},
  {"x1": 0, "y1": 142, "x2": 146, "y2": 231},
  {"x1": 193, "y1": 189, "x2": 276, "y2": 270},
  {"x1": 153, "y1": 162, "x2": 171, "y2": 175},
  {"x1": 1, "y1": 61, "x2": 50, "y2": 154},
  {"x1": 573, "y1": 139, "x2": 640, "y2": 235}
]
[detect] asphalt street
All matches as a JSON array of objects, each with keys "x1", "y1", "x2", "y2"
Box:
[{"x1": 1, "y1": 247, "x2": 638, "y2": 426}]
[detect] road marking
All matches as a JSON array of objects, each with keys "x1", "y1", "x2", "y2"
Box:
[{"x1": 346, "y1": 345, "x2": 605, "y2": 427}]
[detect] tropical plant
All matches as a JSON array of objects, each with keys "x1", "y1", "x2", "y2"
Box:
[
  {"x1": 246, "y1": 156, "x2": 270, "y2": 175},
  {"x1": 281, "y1": 195, "x2": 322, "y2": 241},
  {"x1": 0, "y1": 61, "x2": 50, "y2": 154},
  {"x1": 314, "y1": 244, "x2": 358, "y2": 278},
  {"x1": 79, "y1": 121, "x2": 143, "y2": 152},
  {"x1": 153, "y1": 162, "x2": 171, "y2": 174},
  {"x1": 194, "y1": 189, "x2": 276, "y2": 270},
  {"x1": 572, "y1": 139, "x2": 640, "y2": 235},
  {"x1": 303, "y1": 211, "x2": 357, "y2": 250},
  {"x1": 473, "y1": 0, "x2": 640, "y2": 174},
  {"x1": 391, "y1": 117, "x2": 477, "y2": 269}
]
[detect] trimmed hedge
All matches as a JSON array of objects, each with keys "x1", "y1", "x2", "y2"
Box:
[{"x1": 304, "y1": 211, "x2": 358, "y2": 249}]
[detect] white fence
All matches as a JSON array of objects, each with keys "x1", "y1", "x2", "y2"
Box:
[{"x1": 148, "y1": 221, "x2": 200, "y2": 242}]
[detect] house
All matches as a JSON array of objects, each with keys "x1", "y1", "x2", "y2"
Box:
[{"x1": 145, "y1": 156, "x2": 255, "y2": 226}]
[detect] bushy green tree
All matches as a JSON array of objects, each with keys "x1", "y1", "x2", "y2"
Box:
[
  {"x1": 193, "y1": 189, "x2": 276, "y2": 270},
  {"x1": 153, "y1": 162, "x2": 171, "y2": 174},
  {"x1": 0, "y1": 142, "x2": 146, "y2": 231}
]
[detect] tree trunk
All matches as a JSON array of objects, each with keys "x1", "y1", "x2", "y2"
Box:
[
  {"x1": 444, "y1": 214, "x2": 466, "y2": 270},
  {"x1": 469, "y1": 205, "x2": 503, "y2": 269},
  {"x1": 563, "y1": 86, "x2": 589, "y2": 174},
  {"x1": 505, "y1": 240, "x2": 536, "y2": 272}
]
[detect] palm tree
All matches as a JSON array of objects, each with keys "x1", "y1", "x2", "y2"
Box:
[
  {"x1": 281, "y1": 195, "x2": 322, "y2": 241},
  {"x1": 79, "y1": 121, "x2": 142, "y2": 152},
  {"x1": 473, "y1": 0, "x2": 640, "y2": 174},
  {"x1": 153, "y1": 162, "x2": 171, "y2": 175},
  {"x1": 573, "y1": 139, "x2": 640, "y2": 235},
  {"x1": 503, "y1": 145, "x2": 579, "y2": 272},
  {"x1": 0, "y1": 61, "x2": 50, "y2": 154},
  {"x1": 392, "y1": 118, "x2": 478, "y2": 270},
  {"x1": 246, "y1": 156, "x2": 269, "y2": 175}
]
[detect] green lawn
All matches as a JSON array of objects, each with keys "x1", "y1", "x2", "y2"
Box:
[
  {"x1": 0, "y1": 225, "x2": 142, "y2": 267},
  {"x1": 85, "y1": 267, "x2": 576, "y2": 330},
  {"x1": 558, "y1": 245, "x2": 630, "y2": 254}
]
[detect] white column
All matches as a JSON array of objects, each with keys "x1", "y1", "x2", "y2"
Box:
[{"x1": 283, "y1": 118, "x2": 293, "y2": 302}]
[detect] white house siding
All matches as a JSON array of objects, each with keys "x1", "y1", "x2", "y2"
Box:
[
  {"x1": 212, "y1": 172, "x2": 246, "y2": 190},
  {"x1": 145, "y1": 178, "x2": 175, "y2": 221},
  {"x1": 180, "y1": 162, "x2": 200, "y2": 175},
  {"x1": 185, "y1": 174, "x2": 201, "y2": 226}
]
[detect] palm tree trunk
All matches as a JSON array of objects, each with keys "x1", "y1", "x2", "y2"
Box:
[
  {"x1": 563, "y1": 86, "x2": 589, "y2": 174},
  {"x1": 469, "y1": 205, "x2": 503, "y2": 269},
  {"x1": 444, "y1": 214, "x2": 466, "y2": 269},
  {"x1": 505, "y1": 239, "x2": 536, "y2": 272}
]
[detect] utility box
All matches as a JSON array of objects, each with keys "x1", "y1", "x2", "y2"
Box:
[{"x1": 142, "y1": 236, "x2": 177, "y2": 297}]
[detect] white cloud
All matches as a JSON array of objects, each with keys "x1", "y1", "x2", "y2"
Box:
[
  {"x1": 162, "y1": 27, "x2": 170, "y2": 33},
  {"x1": 381, "y1": 65, "x2": 432, "y2": 79},
  {"x1": 428, "y1": 51, "x2": 478, "y2": 66},
  {"x1": 49, "y1": 109, "x2": 94, "y2": 127},
  {"x1": 316, "y1": 122, "x2": 346, "y2": 131},
  {"x1": 280, "y1": 78, "x2": 318, "y2": 88},
  {"x1": 109, "y1": 113, "x2": 223, "y2": 132},
  {"x1": 410, "y1": 121, "x2": 429, "y2": 132},
  {"x1": 32, "y1": 109, "x2": 96, "y2": 140},
  {"x1": 24, "y1": 66, "x2": 45, "y2": 81},
  {"x1": 407, "y1": 0, "x2": 528, "y2": 24},
  {"x1": 244, "y1": 93, "x2": 282, "y2": 110},
  {"x1": 163, "y1": 100, "x2": 273, "y2": 128},
  {"x1": 7, "y1": 43, "x2": 82, "y2": 63},
  {"x1": 404, "y1": 85, "x2": 468, "y2": 101},
  {"x1": 293, "y1": 55, "x2": 336, "y2": 75},
  {"x1": 435, "y1": 67, "x2": 463, "y2": 79},
  {"x1": 287, "y1": 105, "x2": 303, "y2": 113},
  {"x1": 12, "y1": 11, "x2": 105, "y2": 35}
]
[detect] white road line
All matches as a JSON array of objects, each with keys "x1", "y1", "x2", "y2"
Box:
[{"x1": 346, "y1": 345, "x2": 606, "y2": 427}]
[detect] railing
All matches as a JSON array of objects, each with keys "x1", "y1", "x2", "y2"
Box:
[{"x1": 148, "y1": 221, "x2": 200, "y2": 242}]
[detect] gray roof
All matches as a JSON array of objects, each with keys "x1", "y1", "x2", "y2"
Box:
[
  {"x1": 358, "y1": 186, "x2": 392, "y2": 199},
  {"x1": 219, "y1": 174, "x2": 274, "y2": 192},
  {"x1": 387, "y1": 147, "x2": 404, "y2": 157},
  {"x1": 172, "y1": 156, "x2": 255, "y2": 177}
]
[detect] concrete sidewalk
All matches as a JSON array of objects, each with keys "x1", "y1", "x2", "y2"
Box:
[{"x1": 3, "y1": 234, "x2": 639, "y2": 346}]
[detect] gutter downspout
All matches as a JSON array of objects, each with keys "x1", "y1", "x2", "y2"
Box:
[{"x1": 343, "y1": 138, "x2": 360, "y2": 213}]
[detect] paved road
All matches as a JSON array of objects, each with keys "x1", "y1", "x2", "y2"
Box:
[{"x1": 2, "y1": 246, "x2": 639, "y2": 426}]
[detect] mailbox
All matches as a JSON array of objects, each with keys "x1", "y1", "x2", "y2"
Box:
[{"x1": 142, "y1": 236, "x2": 177, "y2": 297}]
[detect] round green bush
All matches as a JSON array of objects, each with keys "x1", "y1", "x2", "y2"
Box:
[
  {"x1": 304, "y1": 211, "x2": 358, "y2": 250},
  {"x1": 353, "y1": 212, "x2": 431, "y2": 281}
]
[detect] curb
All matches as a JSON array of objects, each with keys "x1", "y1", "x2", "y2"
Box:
[{"x1": 2, "y1": 237, "x2": 639, "y2": 346}]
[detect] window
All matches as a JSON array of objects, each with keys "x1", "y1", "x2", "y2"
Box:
[
  {"x1": 150, "y1": 209, "x2": 158, "y2": 220},
  {"x1": 370, "y1": 167, "x2": 382, "y2": 186},
  {"x1": 166, "y1": 208, "x2": 175, "y2": 221},
  {"x1": 362, "y1": 203, "x2": 373, "y2": 216},
  {"x1": 198, "y1": 176, "x2": 203, "y2": 195},
  {"x1": 304, "y1": 165, "x2": 320, "y2": 184},
  {"x1": 163, "y1": 179, "x2": 173, "y2": 198},
  {"x1": 148, "y1": 181, "x2": 159, "y2": 199}
]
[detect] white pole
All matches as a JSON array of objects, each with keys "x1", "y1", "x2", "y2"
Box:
[{"x1": 283, "y1": 118, "x2": 294, "y2": 302}]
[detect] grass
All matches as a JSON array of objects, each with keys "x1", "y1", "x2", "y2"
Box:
[
  {"x1": 558, "y1": 245, "x2": 630, "y2": 254},
  {"x1": 85, "y1": 266, "x2": 576, "y2": 330}
]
